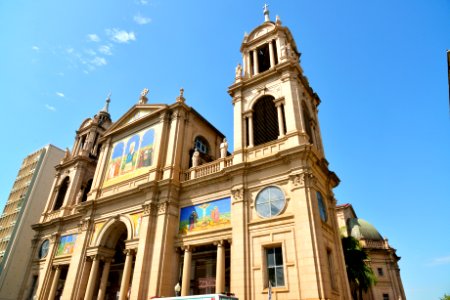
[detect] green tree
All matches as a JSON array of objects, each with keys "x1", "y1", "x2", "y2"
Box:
[
  {"x1": 440, "y1": 294, "x2": 450, "y2": 300},
  {"x1": 341, "y1": 236, "x2": 377, "y2": 300}
]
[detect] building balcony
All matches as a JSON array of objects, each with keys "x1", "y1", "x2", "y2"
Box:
[
  {"x1": 181, "y1": 139, "x2": 288, "y2": 182},
  {"x1": 182, "y1": 156, "x2": 234, "y2": 181}
]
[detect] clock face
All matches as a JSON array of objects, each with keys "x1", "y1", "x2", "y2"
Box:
[
  {"x1": 39, "y1": 239, "x2": 50, "y2": 259},
  {"x1": 317, "y1": 192, "x2": 327, "y2": 222},
  {"x1": 255, "y1": 186, "x2": 286, "y2": 218}
]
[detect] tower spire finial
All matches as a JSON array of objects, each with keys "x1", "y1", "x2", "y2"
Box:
[
  {"x1": 263, "y1": 3, "x2": 270, "y2": 22},
  {"x1": 101, "y1": 92, "x2": 111, "y2": 113}
]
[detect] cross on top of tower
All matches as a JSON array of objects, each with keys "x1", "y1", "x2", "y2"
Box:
[{"x1": 263, "y1": 3, "x2": 270, "y2": 22}]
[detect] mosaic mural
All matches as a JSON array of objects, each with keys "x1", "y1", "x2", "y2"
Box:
[
  {"x1": 179, "y1": 197, "x2": 231, "y2": 235},
  {"x1": 131, "y1": 213, "x2": 143, "y2": 238},
  {"x1": 104, "y1": 127, "x2": 155, "y2": 187},
  {"x1": 56, "y1": 234, "x2": 77, "y2": 256},
  {"x1": 90, "y1": 222, "x2": 105, "y2": 245}
]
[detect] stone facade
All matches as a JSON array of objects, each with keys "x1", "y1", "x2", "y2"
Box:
[{"x1": 20, "y1": 9, "x2": 354, "y2": 300}]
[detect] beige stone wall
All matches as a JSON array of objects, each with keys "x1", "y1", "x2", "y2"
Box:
[{"x1": 18, "y1": 14, "x2": 356, "y2": 300}]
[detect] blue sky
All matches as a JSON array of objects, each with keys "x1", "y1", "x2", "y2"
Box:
[{"x1": 0, "y1": 1, "x2": 449, "y2": 299}]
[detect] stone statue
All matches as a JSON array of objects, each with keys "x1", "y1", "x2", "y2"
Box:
[
  {"x1": 220, "y1": 138, "x2": 228, "y2": 158},
  {"x1": 176, "y1": 88, "x2": 185, "y2": 103},
  {"x1": 281, "y1": 43, "x2": 287, "y2": 59},
  {"x1": 138, "y1": 88, "x2": 149, "y2": 104},
  {"x1": 235, "y1": 63, "x2": 242, "y2": 79},
  {"x1": 192, "y1": 148, "x2": 200, "y2": 167},
  {"x1": 76, "y1": 188, "x2": 84, "y2": 203},
  {"x1": 275, "y1": 15, "x2": 282, "y2": 25},
  {"x1": 61, "y1": 147, "x2": 70, "y2": 162}
]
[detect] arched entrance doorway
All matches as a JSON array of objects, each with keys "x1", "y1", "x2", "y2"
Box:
[{"x1": 83, "y1": 218, "x2": 136, "y2": 300}]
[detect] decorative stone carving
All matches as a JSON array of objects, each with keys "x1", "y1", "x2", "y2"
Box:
[
  {"x1": 290, "y1": 172, "x2": 317, "y2": 189},
  {"x1": 231, "y1": 188, "x2": 244, "y2": 202},
  {"x1": 50, "y1": 232, "x2": 59, "y2": 243},
  {"x1": 78, "y1": 218, "x2": 91, "y2": 232},
  {"x1": 143, "y1": 202, "x2": 156, "y2": 216},
  {"x1": 158, "y1": 202, "x2": 168, "y2": 214}
]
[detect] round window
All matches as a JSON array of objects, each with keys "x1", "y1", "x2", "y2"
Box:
[
  {"x1": 38, "y1": 239, "x2": 50, "y2": 259},
  {"x1": 255, "y1": 186, "x2": 286, "y2": 218},
  {"x1": 317, "y1": 191, "x2": 327, "y2": 222}
]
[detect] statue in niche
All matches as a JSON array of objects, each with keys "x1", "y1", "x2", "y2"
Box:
[{"x1": 76, "y1": 187, "x2": 84, "y2": 203}]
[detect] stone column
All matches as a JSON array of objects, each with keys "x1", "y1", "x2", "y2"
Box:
[
  {"x1": 215, "y1": 241, "x2": 225, "y2": 294},
  {"x1": 119, "y1": 249, "x2": 134, "y2": 300},
  {"x1": 97, "y1": 258, "x2": 112, "y2": 300},
  {"x1": 269, "y1": 41, "x2": 275, "y2": 68},
  {"x1": 252, "y1": 50, "x2": 259, "y2": 75},
  {"x1": 48, "y1": 266, "x2": 61, "y2": 300},
  {"x1": 84, "y1": 255, "x2": 100, "y2": 300},
  {"x1": 275, "y1": 102, "x2": 285, "y2": 137},
  {"x1": 181, "y1": 246, "x2": 192, "y2": 296},
  {"x1": 244, "y1": 52, "x2": 250, "y2": 77},
  {"x1": 247, "y1": 113, "x2": 254, "y2": 147}
]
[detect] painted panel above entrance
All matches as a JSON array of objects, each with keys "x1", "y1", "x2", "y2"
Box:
[
  {"x1": 104, "y1": 126, "x2": 156, "y2": 187},
  {"x1": 56, "y1": 234, "x2": 78, "y2": 256},
  {"x1": 179, "y1": 197, "x2": 231, "y2": 235}
]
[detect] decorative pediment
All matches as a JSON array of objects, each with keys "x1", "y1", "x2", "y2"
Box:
[
  {"x1": 247, "y1": 22, "x2": 276, "y2": 43},
  {"x1": 79, "y1": 118, "x2": 93, "y2": 130},
  {"x1": 104, "y1": 104, "x2": 167, "y2": 137}
]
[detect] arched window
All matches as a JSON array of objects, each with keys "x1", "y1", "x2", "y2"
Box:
[
  {"x1": 302, "y1": 102, "x2": 314, "y2": 144},
  {"x1": 189, "y1": 136, "x2": 211, "y2": 168},
  {"x1": 194, "y1": 136, "x2": 209, "y2": 154},
  {"x1": 253, "y1": 96, "x2": 278, "y2": 146},
  {"x1": 81, "y1": 179, "x2": 93, "y2": 202},
  {"x1": 53, "y1": 176, "x2": 69, "y2": 210}
]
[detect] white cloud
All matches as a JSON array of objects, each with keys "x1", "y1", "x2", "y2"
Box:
[
  {"x1": 87, "y1": 34, "x2": 100, "y2": 42},
  {"x1": 428, "y1": 255, "x2": 450, "y2": 266},
  {"x1": 45, "y1": 104, "x2": 56, "y2": 111},
  {"x1": 66, "y1": 47, "x2": 75, "y2": 54},
  {"x1": 31, "y1": 46, "x2": 39, "y2": 51},
  {"x1": 106, "y1": 28, "x2": 136, "y2": 43},
  {"x1": 98, "y1": 45, "x2": 113, "y2": 56},
  {"x1": 56, "y1": 92, "x2": 65, "y2": 98},
  {"x1": 84, "y1": 49, "x2": 97, "y2": 56},
  {"x1": 90, "y1": 56, "x2": 107, "y2": 66},
  {"x1": 138, "y1": 0, "x2": 148, "y2": 4},
  {"x1": 134, "y1": 13, "x2": 151, "y2": 25}
]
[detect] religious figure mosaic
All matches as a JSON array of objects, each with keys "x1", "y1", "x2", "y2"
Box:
[
  {"x1": 104, "y1": 127, "x2": 155, "y2": 187},
  {"x1": 179, "y1": 197, "x2": 231, "y2": 234}
]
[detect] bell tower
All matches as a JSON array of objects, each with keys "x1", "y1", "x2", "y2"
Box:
[
  {"x1": 229, "y1": 5, "x2": 325, "y2": 164},
  {"x1": 228, "y1": 6, "x2": 351, "y2": 300},
  {"x1": 40, "y1": 96, "x2": 112, "y2": 220}
]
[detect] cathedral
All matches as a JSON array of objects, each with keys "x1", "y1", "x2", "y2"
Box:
[{"x1": 20, "y1": 7, "x2": 365, "y2": 300}]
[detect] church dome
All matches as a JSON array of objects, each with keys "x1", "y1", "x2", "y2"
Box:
[{"x1": 347, "y1": 218, "x2": 383, "y2": 241}]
